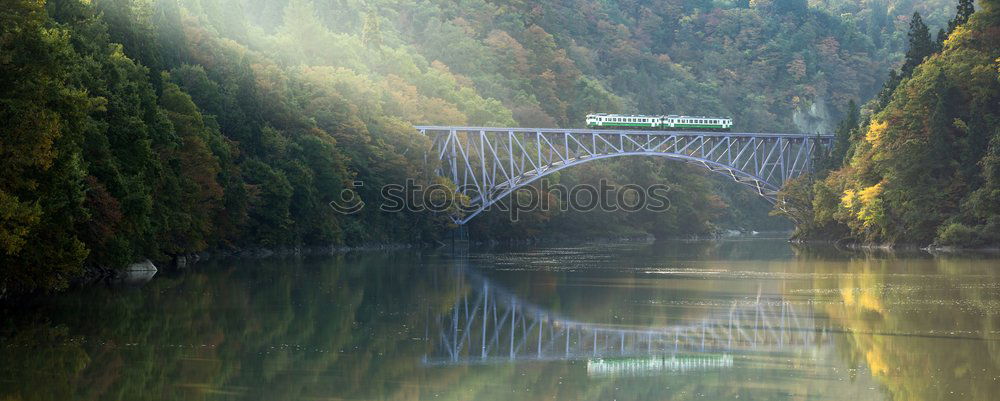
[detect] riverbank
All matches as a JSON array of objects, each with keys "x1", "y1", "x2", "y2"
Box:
[{"x1": 790, "y1": 236, "x2": 1000, "y2": 254}]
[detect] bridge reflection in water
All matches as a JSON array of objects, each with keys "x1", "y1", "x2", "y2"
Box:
[{"x1": 423, "y1": 271, "x2": 828, "y2": 373}]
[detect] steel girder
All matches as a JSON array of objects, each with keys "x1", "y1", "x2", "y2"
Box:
[{"x1": 417, "y1": 126, "x2": 832, "y2": 225}]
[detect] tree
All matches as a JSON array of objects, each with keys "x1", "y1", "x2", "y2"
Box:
[
  {"x1": 948, "y1": 0, "x2": 977, "y2": 34},
  {"x1": 0, "y1": 0, "x2": 91, "y2": 292},
  {"x1": 901, "y1": 12, "x2": 934, "y2": 78},
  {"x1": 361, "y1": 9, "x2": 382, "y2": 50},
  {"x1": 830, "y1": 100, "x2": 859, "y2": 168},
  {"x1": 876, "y1": 69, "x2": 902, "y2": 110}
]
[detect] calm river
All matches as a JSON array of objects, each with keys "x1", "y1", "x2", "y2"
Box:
[{"x1": 3, "y1": 238, "x2": 1000, "y2": 400}]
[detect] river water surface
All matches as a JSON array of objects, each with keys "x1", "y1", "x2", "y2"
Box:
[{"x1": 3, "y1": 238, "x2": 1000, "y2": 400}]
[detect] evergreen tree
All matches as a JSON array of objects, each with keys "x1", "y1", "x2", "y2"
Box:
[
  {"x1": 876, "y1": 69, "x2": 902, "y2": 110},
  {"x1": 928, "y1": 70, "x2": 956, "y2": 174},
  {"x1": 948, "y1": 0, "x2": 977, "y2": 34},
  {"x1": 831, "y1": 100, "x2": 859, "y2": 168},
  {"x1": 153, "y1": 0, "x2": 186, "y2": 68},
  {"x1": 901, "y1": 12, "x2": 934, "y2": 78},
  {"x1": 361, "y1": 9, "x2": 382, "y2": 50}
]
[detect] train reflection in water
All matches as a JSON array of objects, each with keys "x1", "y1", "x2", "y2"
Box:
[{"x1": 423, "y1": 269, "x2": 829, "y2": 375}]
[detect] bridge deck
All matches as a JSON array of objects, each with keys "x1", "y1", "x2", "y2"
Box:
[{"x1": 415, "y1": 126, "x2": 833, "y2": 139}]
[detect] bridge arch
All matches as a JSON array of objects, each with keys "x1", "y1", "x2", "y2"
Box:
[
  {"x1": 424, "y1": 270, "x2": 827, "y2": 365},
  {"x1": 417, "y1": 126, "x2": 831, "y2": 225}
]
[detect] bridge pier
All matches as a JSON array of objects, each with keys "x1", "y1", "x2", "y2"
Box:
[{"x1": 447, "y1": 225, "x2": 469, "y2": 248}]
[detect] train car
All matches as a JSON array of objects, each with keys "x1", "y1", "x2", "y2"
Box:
[
  {"x1": 586, "y1": 113, "x2": 732, "y2": 131},
  {"x1": 585, "y1": 114, "x2": 661, "y2": 129},
  {"x1": 663, "y1": 115, "x2": 732, "y2": 131}
]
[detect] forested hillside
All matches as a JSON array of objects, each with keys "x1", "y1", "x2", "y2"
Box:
[
  {"x1": 781, "y1": 0, "x2": 1000, "y2": 247},
  {"x1": 0, "y1": 0, "x2": 960, "y2": 293}
]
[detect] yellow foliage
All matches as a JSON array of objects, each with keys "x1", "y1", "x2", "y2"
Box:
[
  {"x1": 856, "y1": 183, "x2": 883, "y2": 227},
  {"x1": 942, "y1": 25, "x2": 970, "y2": 50},
  {"x1": 840, "y1": 182, "x2": 884, "y2": 231},
  {"x1": 865, "y1": 120, "x2": 888, "y2": 147},
  {"x1": 858, "y1": 183, "x2": 882, "y2": 203},
  {"x1": 841, "y1": 188, "x2": 856, "y2": 209}
]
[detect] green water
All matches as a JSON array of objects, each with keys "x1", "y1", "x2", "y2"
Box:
[{"x1": 3, "y1": 238, "x2": 1000, "y2": 400}]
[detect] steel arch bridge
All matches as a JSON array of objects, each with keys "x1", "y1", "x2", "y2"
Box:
[
  {"x1": 417, "y1": 127, "x2": 832, "y2": 225},
  {"x1": 423, "y1": 271, "x2": 829, "y2": 367}
]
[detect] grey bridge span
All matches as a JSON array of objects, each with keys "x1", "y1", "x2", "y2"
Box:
[
  {"x1": 424, "y1": 271, "x2": 828, "y2": 369},
  {"x1": 417, "y1": 126, "x2": 832, "y2": 224}
]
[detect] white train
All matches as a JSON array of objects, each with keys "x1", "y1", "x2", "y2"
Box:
[{"x1": 586, "y1": 113, "x2": 733, "y2": 131}]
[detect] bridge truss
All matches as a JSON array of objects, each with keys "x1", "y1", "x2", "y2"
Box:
[
  {"x1": 423, "y1": 273, "x2": 827, "y2": 366},
  {"x1": 417, "y1": 127, "x2": 832, "y2": 225}
]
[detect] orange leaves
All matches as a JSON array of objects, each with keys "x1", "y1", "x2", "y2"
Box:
[{"x1": 787, "y1": 57, "x2": 806, "y2": 81}]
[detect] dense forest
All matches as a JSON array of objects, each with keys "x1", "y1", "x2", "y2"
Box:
[
  {"x1": 780, "y1": 0, "x2": 1000, "y2": 247},
  {"x1": 0, "y1": 0, "x2": 979, "y2": 293}
]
